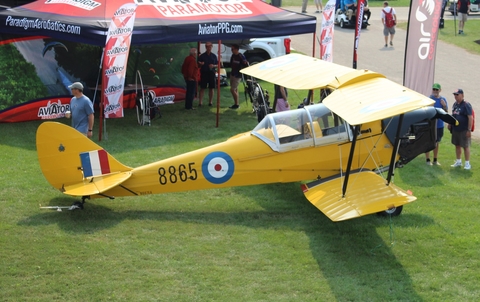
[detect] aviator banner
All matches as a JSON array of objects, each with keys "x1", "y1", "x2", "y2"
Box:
[
  {"x1": 403, "y1": 0, "x2": 443, "y2": 96},
  {"x1": 320, "y1": 0, "x2": 337, "y2": 62},
  {"x1": 352, "y1": 0, "x2": 365, "y2": 69},
  {"x1": 102, "y1": 3, "x2": 137, "y2": 119}
]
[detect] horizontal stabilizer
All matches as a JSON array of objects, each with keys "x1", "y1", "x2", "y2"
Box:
[
  {"x1": 302, "y1": 171, "x2": 416, "y2": 221},
  {"x1": 63, "y1": 172, "x2": 132, "y2": 196}
]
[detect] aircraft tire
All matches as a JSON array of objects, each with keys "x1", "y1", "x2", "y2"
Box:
[
  {"x1": 377, "y1": 205, "x2": 403, "y2": 217},
  {"x1": 246, "y1": 56, "x2": 264, "y2": 66}
]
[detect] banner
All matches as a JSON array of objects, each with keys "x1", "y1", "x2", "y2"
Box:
[
  {"x1": 320, "y1": 0, "x2": 337, "y2": 62},
  {"x1": 102, "y1": 3, "x2": 137, "y2": 119},
  {"x1": 403, "y1": 0, "x2": 443, "y2": 96},
  {"x1": 352, "y1": 0, "x2": 365, "y2": 69}
]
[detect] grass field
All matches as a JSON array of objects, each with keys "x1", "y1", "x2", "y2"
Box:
[
  {"x1": 1, "y1": 86, "x2": 480, "y2": 301},
  {"x1": 2, "y1": 1, "x2": 480, "y2": 300}
]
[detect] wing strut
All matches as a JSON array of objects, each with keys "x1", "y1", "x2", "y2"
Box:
[
  {"x1": 342, "y1": 125, "x2": 361, "y2": 197},
  {"x1": 386, "y1": 114, "x2": 404, "y2": 184}
]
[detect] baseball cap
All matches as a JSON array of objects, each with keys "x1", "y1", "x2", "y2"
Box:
[
  {"x1": 432, "y1": 83, "x2": 441, "y2": 89},
  {"x1": 68, "y1": 82, "x2": 83, "y2": 90},
  {"x1": 453, "y1": 88, "x2": 463, "y2": 95}
]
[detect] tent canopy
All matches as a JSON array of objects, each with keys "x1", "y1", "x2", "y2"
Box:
[{"x1": 0, "y1": 0, "x2": 317, "y2": 46}]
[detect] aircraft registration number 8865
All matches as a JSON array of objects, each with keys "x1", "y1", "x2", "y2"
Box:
[{"x1": 158, "y1": 162, "x2": 197, "y2": 185}]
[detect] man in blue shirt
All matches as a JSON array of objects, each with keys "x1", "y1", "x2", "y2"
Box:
[
  {"x1": 425, "y1": 83, "x2": 448, "y2": 165},
  {"x1": 68, "y1": 82, "x2": 94, "y2": 138},
  {"x1": 198, "y1": 42, "x2": 218, "y2": 106}
]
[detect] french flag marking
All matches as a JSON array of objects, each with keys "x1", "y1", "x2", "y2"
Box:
[{"x1": 80, "y1": 150, "x2": 111, "y2": 177}]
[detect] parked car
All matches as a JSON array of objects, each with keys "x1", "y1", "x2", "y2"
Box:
[{"x1": 210, "y1": 36, "x2": 291, "y2": 66}]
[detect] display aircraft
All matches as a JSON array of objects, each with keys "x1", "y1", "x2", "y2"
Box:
[{"x1": 36, "y1": 54, "x2": 457, "y2": 221}]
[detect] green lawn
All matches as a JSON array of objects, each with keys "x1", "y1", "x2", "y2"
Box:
[
  {"x1": 1, "y1": 93, "x2": 480, "y2": 300},
  {"x1": 2, "y1": 1, "x2": 480, "y2": 300}
]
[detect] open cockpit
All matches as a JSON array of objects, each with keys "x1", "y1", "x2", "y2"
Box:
[{"x1": 251, "y1": 103, "x2": 353, "y2": 152}]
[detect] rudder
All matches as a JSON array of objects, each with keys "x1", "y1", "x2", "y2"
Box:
[{"x1": 36, "y1": 122, "x2": 132, "y2": 194}]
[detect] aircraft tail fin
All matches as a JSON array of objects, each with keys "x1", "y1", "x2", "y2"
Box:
[
  {"x1": 302, "y1": 171, "x2": 416, "y2": 222},
  {"x1": 36, "y1": 122, "x2": 132, "y2": 196}
]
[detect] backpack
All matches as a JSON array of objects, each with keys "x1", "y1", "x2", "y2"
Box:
[
  {"x1": 468, "y1": 102, "x2": 475, "y2": 132},
  {"x1": 383, "y1": 8, "x2": 396, "y2": 28}
]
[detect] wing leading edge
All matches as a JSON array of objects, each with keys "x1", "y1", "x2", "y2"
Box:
[{"x1": 302, "y1": 171, "x2": 416, "y2": 222}]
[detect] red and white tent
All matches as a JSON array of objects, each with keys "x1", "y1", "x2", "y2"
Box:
[
  {"x1": 0, "y1": 0, "x2": 316, "y2": 45},
  {"x1": 0, "y1": 0, "x2": 317, "y2": 128}
]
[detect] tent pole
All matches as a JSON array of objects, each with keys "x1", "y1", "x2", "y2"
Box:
[
  {"x1": 216, "y1": 40, "x2": 221, "y2": 128},
  {"x1": 97, "y1": 47, "x2": 105, "y2": 141},
  {"x1": 312, "y1": 33, "x2": 316, "y2": 57}
]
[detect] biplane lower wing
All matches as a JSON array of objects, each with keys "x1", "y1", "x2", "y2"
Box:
[{"x1": 302, "y1": 171, "x2": 416, "y2": 221}]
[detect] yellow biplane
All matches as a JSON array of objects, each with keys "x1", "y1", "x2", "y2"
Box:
[{"x1": 36, "y1": 54, "x2": 456, "y2": 221}]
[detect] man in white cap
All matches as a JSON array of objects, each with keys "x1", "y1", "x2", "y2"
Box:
[{"x1": 67, "y1": 82, "x2": 94, "y2": 138}]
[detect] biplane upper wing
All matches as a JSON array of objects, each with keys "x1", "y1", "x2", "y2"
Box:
[
  {"x1": 302, "y1": 171, "x2": 416, "y2": 222},
  {"x1": 241, "y1": 53, "x2": 372, "y2": 90},
  {"x1": 323, "y1": 78, "x2": 434, "y2": 125},
  {"x1": 241, "y1": 53, "x2": 434, "y2": 125}
]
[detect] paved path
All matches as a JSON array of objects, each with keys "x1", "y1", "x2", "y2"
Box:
[{"x1": 285, "y1": 6, "x2": 480, "y2": 139}]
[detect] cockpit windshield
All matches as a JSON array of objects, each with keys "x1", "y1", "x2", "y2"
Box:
[{"x1": 252, "y1": 103, "x2": 351, "y2": 152}]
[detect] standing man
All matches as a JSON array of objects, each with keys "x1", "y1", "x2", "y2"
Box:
[
  {"x1": 68, "y1": 82, "x2": 94, "y2": 138},
  {"x1": 425, "y1": 83, "x2": 448, "y2": 165},
  {"x1": 229, "y1": 44, "x2": 248, "y2": 109},
  {"x1": 381, "y1": 1, "x2": 397, "y2": 47},
  {"x1": 181, "y1": 47, "x2": 199, "y2": 110},
  {"x1": 449, "y1": 89, "x2": 473, "y2": 170},
  {"x1": 301, "y1": 0, "x2": 308, "y2": 13},
  {"x1": 457, "y1": 0, "x2": 470, "y2": 34},
  {"x1": 198, "y1": 42, "x2": 218, "y2": 107},
  {"x1": 314, "y1": 0, "x2": 323, "y2": 13}
]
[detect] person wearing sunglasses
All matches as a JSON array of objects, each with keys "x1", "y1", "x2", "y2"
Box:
[{"x1": 425, "y1": 83, "x2": 448, "y2": 166}]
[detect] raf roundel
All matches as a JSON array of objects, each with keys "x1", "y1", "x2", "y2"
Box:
[{"x1": 202, "y1": 151, "x2": 235, "y2": 184}]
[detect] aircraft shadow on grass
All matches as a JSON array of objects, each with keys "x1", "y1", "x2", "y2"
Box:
[{"x1": 20, "y1": 181, "x2": 432, "y2": 301}]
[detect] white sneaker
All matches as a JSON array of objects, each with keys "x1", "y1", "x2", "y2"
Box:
[
  {"x1": 464, "y1": 163, "x2": 471, "y2": 170},
  {"x1": 433, "y1": 161, "x2": 441, "y2": 166},
  {"x1": 451, "y1": 161, "x2": 462, "y2": 168}
]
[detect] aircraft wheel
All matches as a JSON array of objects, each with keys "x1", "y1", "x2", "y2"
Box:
[
  {"x1": 247, "y1": 56, "x2": 264, "y2": 66},
  {"x1": 72, "y1": 201, "x2": 84, "y2": 210},
  {"x1": 340, "y1": 19, "x2": 345, "y2": 28},
  {"x1": 377, "y1": 205, "x2": 403, "y2": 217}
]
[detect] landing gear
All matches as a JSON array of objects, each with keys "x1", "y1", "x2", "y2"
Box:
[
  {"x1": 377, "y1": 205, "x2": 403, "y2": 217},
  {"x1": 40, "y1": 196, "x2": 89, "y2": 211}
]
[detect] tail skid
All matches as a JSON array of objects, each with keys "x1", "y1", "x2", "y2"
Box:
[{"x1": 36, "y1": 122, "x2": 132, "y2": 197}]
